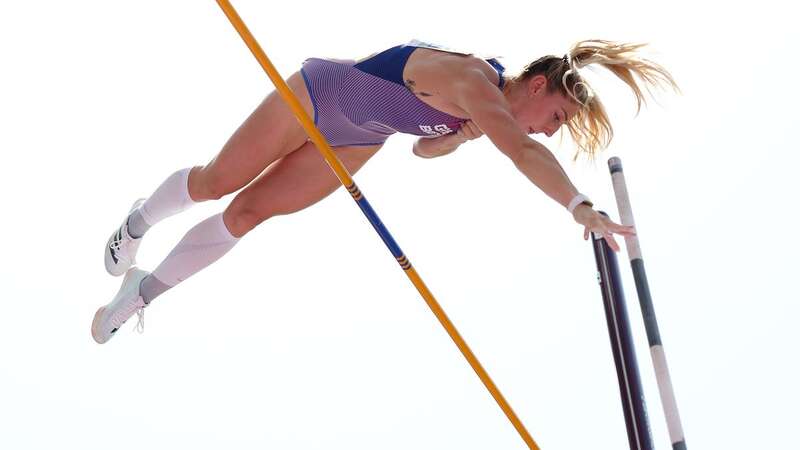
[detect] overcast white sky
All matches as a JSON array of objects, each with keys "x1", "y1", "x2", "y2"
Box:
[{"x1": 1, "y1": 1, "x2": 798, "y2": 449}]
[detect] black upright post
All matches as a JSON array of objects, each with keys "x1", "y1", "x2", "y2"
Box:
[{"x1": 591, "y1": 211, "x2": 654, "y2": 450}]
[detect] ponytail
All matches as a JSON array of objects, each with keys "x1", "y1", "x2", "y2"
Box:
[{"x1": 516, "y1": 40, "x2": 679, "y2": 161}]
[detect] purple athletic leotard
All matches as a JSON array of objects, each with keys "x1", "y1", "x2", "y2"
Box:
[{"x1": 300, "y1": 40, "x2": 506, "y2": 147}]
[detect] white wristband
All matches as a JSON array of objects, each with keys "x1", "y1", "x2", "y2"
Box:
[{"x1": 567, "y1": 194, "x2": 592, "y2": 214}]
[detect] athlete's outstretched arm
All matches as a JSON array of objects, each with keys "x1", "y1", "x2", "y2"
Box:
[
  {"x1": 441, "y1": 69, "x2": 636, "y2": 250},
  {"x1": 446, "y1": 69, "x2": 580, "y2": 208}
]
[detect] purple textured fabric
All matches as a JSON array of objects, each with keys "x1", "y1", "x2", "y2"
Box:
[{"x1": 300, "y1": 57, "x2": 468, "y2": 147}]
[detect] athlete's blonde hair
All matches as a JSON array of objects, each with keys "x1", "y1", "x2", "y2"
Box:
[{"x1": 515, "y1": 40, "x2": 679, "y2": 161}]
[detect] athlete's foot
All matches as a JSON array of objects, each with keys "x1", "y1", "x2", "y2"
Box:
[
  {"x1": 104, "y1": 198, "x2": 146, "y2": 276},
  {"x1": 92, "y1": 268, "x2": 150, "y2": 344}
]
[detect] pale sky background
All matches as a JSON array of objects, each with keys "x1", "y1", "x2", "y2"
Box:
[{"x1": 1, "y1": 1, "x2": 798, "y2": 449}]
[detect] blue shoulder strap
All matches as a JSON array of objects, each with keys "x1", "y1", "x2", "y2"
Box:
[{"x1": 487, "y1": 58, "x2": 506, "y2": 90}]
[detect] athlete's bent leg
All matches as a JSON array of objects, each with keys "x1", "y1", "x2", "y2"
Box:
[
  {"x1": 187, "y1": 71, "x2": 313, "y2": 203},
  {"x1": 138, "y1": 142, "x2": 381, "y2": 305},
  {"x1": 129, "y1": 70, "x2": 313, "y2": 237},
  {"x1": 127, "y1": 167, "x2": 197, "y2": 238},
  {"x1": 140, "y1": 213, "x2": 239, "y2": 304},
  {"x1": 224, "y1": 142, "x2": 382, "y2": 237},
  {"x1": 104, "y1": 71, "x2": 313, "y2": 278},
  {"x1": 105, "y1": 167, "x2": 198, "y2": 276}
]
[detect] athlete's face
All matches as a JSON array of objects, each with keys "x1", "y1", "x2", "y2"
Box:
[{"x1": 513, "y1": 75, "x2": 580, "y2": 138}]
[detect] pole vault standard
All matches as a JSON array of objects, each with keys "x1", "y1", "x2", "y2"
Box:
[
  {"x1": 608, "y1": 157, "x2": 687, "y2": 450},
  {"x1": 591, "y1": 213, "x2": 654, "y2": 450},
  {"x1": 214, "y1": 2, "x2": 540, "y2": 448}
]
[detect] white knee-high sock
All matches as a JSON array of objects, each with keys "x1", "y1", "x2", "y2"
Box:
[
  {"x1": 128, "y1": 168, "x2": 196, "y2": 238},
  {"x1": 142, "y1": 213, "x2": 240, "y2": 303}
]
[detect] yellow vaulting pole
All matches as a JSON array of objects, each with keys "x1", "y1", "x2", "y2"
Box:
[{"x1": 214, "y1": 2, "x2": 540, "y2": 448}]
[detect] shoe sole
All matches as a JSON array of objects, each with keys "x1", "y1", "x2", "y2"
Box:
[{"x1": 91, "y1": 306, "x2": 107, "y2": 344}]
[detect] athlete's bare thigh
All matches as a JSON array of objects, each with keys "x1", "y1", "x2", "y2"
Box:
[
  {"x1": 188, "y1": 71, "x2": 313, "y2": 201},
  {"x1": 224, "y1": 141, "x2": 382, "y2": 237}
]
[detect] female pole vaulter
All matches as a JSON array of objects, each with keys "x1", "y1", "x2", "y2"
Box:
[{"x1": 92, "y1": 39, "x2": 677, "y2": 344}]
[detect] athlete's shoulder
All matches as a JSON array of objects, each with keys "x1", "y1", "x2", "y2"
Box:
[{"x1": 407, "y1": 39, "x2": 501, "y2": 60}]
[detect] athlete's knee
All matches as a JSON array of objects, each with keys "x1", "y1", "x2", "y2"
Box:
[
  {"x1": 189, "y1": 166, "x2": 231, "y2": 202},
  {"x1": 223, "y1": 198, "x2": 275, "y2": 238}
]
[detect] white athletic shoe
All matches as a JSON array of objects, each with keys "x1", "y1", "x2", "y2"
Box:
[
  {"x1": 92, "y1": 268, "x2": 150, "y2": 344},
  {"x1": 105, "y1": 198, "x2": 146, "y2": 276}
]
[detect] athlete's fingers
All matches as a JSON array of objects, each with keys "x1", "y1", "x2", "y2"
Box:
[
  {"x1": 585, "y1": 227, "x2": 619, "y2": 251},
  {"x1": 610, "y1": 224, "x2": 636, "y2": 236},
  {"x1": 468, "y1": 120, "x2": 483, "y2": 136},
  {"x1": 603, "y1": 217, "x2": 636, "y2": 236},
  {"x1": 461, "y1": 125, "x2": 475, "y2": 140},
  {"x1": 462, "y1": 120, "x2": 482, "y2": 139},
  {"x1": 605, "y1": 232, "x2": 621, "y2": 252}
]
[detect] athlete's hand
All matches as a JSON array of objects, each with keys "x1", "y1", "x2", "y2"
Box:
[
  {"x1": 573, "y1": 204, "x2": 636, "y2": 252},
  {"x1": 455, "y1": 120, "x2": 483, "y2": 142}
]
